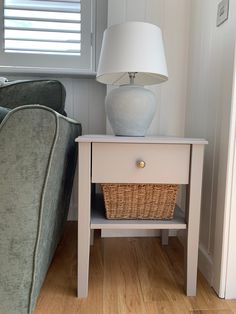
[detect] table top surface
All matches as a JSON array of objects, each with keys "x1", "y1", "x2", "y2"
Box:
[{"x1": 76, "y1": 135, "x2": 208, "y2": 145}]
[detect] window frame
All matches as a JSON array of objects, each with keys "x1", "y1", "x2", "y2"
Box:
[{"x1": 0, "y1": 0, "x2": 96, "y2": 75}]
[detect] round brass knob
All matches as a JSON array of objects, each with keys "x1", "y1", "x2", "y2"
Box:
[{"x1": 137, "y1": 160, "x2": 146, "y2": 168}]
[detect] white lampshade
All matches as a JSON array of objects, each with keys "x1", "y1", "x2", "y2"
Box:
[{"x1": 96, "y1": 21, "x2": 168, "y2": 85}]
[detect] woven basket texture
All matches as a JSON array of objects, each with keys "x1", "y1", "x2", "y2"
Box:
[{"x1": 102, "y1": 184, "x2": 178, "y2": 220}]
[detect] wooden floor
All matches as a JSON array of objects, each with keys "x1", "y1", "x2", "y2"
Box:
[{"x1": 35, "y1": 222, "x2": 236, "y2": 314}]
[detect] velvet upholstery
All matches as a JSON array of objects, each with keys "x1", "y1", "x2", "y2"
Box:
[
  {"x1": 0, "y1": 80, "x2": 66, "y2": 115},
  {"x1": 0, "y1": 81, "x2": 81, "y2": 314}
]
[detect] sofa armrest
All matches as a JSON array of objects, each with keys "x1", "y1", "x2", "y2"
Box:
[{"x1": 0, "y1": 105, "x2": 81, "y2": 314}]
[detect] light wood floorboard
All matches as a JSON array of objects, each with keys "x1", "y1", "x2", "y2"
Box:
[{"x1": 34, "y1": 222, "x2": 236, "y2": 314}]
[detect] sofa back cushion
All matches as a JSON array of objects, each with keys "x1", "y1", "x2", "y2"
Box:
[{"x1": 0, "y1": 80, "x2": 66, "y2": 115}]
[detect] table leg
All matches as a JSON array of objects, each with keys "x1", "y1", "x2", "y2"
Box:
[
  {"x1": 185, "y1": 144, "x2": 204, "y2": 296},
  {"x1": 77, "y1": 143, "x2": 91, "y2": 298},
  {"x1": 161, "y1": 230, "x2": 169, "y2": 245}
]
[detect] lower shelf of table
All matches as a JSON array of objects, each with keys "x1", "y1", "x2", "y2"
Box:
[{"x1": 91, "y1": 195, "x2": 186, "y2": 230}]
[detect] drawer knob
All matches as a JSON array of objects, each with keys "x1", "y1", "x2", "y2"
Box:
[{"x1": 137, "y1": 160, "x2": 146, "y2": 168}]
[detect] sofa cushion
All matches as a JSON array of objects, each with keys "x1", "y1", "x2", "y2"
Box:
[
  {"x1": 0, "y1": 106, "x2": 10, "y2": 123},
  {"x1": 0, "y1": 80, "x2": 66, "y2": 115}
]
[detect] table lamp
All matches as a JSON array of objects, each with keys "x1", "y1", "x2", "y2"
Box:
[{"x1": 96, "y1": 21, "x2": 168, "y2": 136}]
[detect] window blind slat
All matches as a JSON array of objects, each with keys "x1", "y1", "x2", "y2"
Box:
[
  {"x1": 5, "y1": 26, "x2": 81, "y2": 34},
  {"x1": 5, "y1": 27, "x2": 81, "y2": 34},
  {"x1": 4, "y1": 6, "x2": 80, "y2": 13},
  {"x1": 5, "y1": 49, "x2": 81, "y2": 55},
  {"x1": 4, "y1": 1, "x2": 81, "y2": 13},
  {"x1": 5, "y1": 29, "x2": 81, "y2": 41},
  {"x1": 5, "y1": 16, "x2": 81, "y2": 24},
  {"x1": 5, "y1": 9, "x2": 81, "y2": 22},
  {"x1": 5, "y1": 39, "x2": 81, "y2": 52},
  {"x1": 43, "y1": 0, "x2": 81, "y2": 3},
  {"x1": 5, "y1": 38, "x2": 81, "y2": 44},
  {"x1": 5, "y1": 20, "x2": 81, "y2": 32}
]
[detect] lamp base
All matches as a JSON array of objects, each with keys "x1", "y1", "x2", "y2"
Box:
[{"x1": 106, "y1": 85, "x2": 156, "y2": 136}]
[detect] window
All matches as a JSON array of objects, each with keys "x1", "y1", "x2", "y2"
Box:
[{"x1": 0, "y1": 0, "x2": 95, "y2": 74}]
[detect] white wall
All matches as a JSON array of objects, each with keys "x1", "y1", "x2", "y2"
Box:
[
  {"x1": 107, "y1": 0, "x2": 191, "y2": 136},
  {"x1": 185, "y1": 0, "x2": 236, "y2": 296}
]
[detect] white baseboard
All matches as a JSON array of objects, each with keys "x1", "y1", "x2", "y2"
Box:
[
  {"x1": 177, "y1": 231, "x2": 213, "y2": 286},
  {"x1": 198, "y1": 244, "x2": 213, "y2": 285}
]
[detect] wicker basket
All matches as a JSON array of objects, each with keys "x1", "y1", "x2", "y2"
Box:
[{"x1": 101, "y1": 183, "x2": 178, "y2": 220}]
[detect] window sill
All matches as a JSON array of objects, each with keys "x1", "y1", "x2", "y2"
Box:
[{"x1": 0, "y1": 66, "x2": 97, "y2": 79}]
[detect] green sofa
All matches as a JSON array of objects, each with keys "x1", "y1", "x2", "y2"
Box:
[{"x1": 0, "y1": 80, "x2": 81, "y2": 314}]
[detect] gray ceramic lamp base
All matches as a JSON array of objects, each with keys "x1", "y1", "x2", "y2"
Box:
[{"x1": 106, "y1": 85, "x2": 156, "y2": 136}]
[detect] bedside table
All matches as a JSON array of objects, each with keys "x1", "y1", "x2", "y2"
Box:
[{"x1": 76, "y1": 135, "x2": 207, "y2": 298}]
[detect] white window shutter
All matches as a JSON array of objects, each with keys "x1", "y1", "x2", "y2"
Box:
[{"x1": 0, "y1": 0, "x2": 95, "y2": 74}]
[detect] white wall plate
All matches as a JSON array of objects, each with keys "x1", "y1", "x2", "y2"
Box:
[{"x1": 217, "y1": 0, "x2": 229, "y2": 27}]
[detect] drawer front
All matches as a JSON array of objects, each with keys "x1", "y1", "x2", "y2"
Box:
[{"x1": 92, "y1": 143, "x2": 190, "y2": 184}]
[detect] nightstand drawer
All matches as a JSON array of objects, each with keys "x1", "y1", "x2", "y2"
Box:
[{"x1": 92, "y1": 143, "x2": 190, "y2": 184}]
